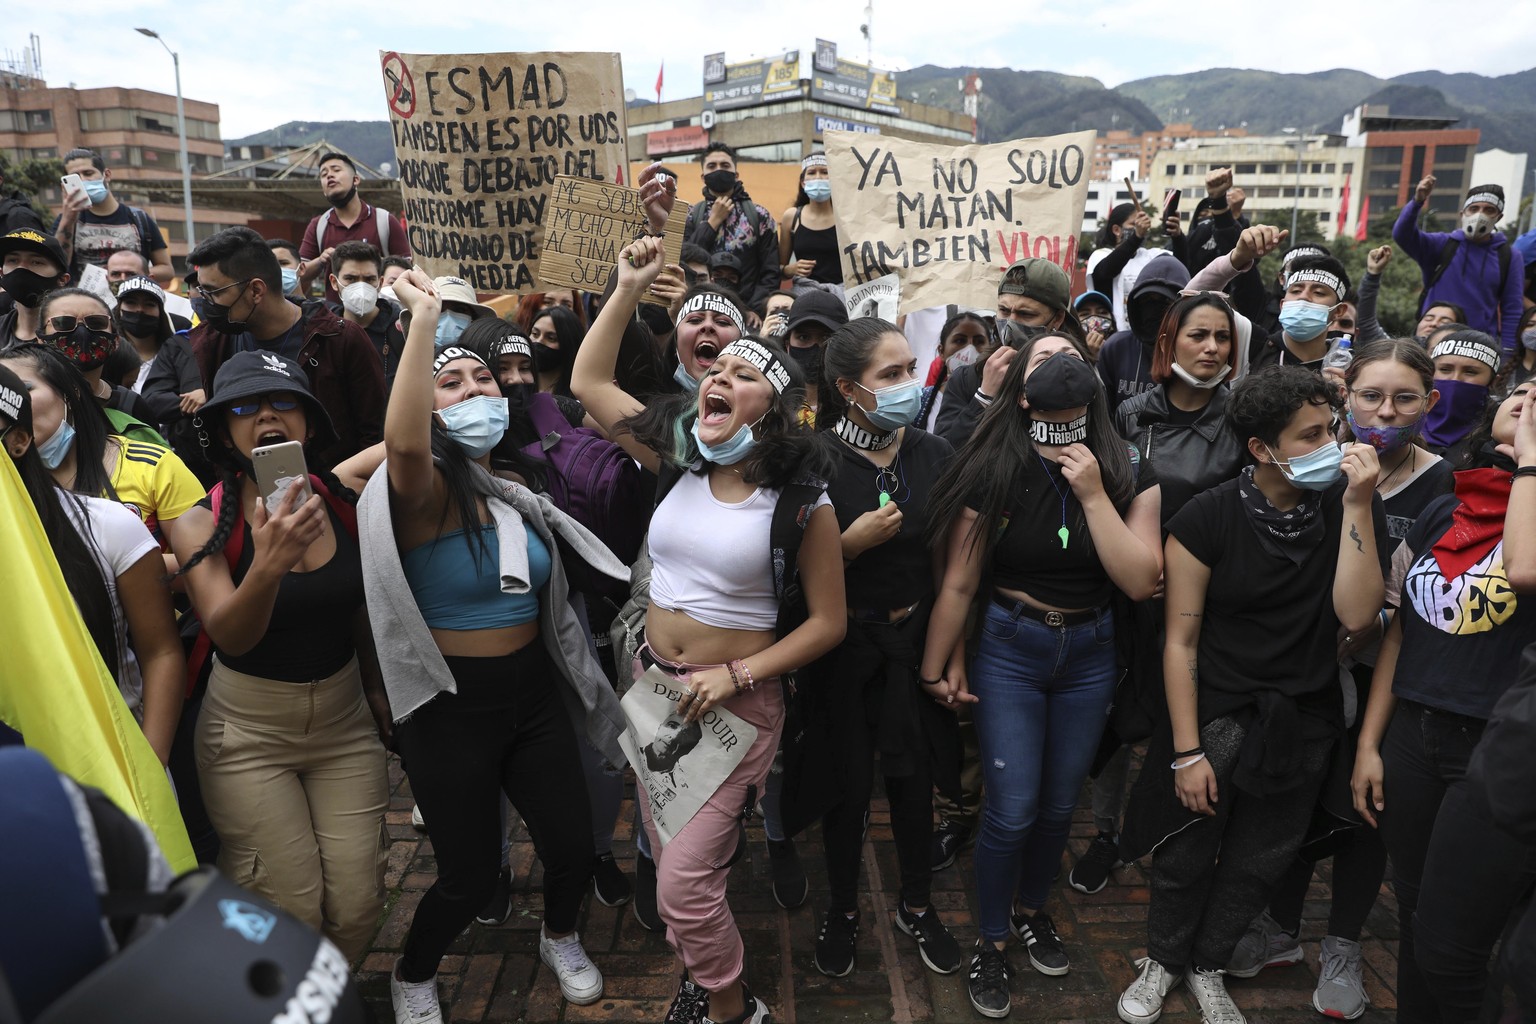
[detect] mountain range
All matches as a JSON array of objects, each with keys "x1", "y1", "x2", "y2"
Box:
[{"x1": 227, "y1": 66, "x2": 1536, "y2": 173}]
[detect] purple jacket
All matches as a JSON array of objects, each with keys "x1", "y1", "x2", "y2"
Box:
[{"x1": 1393, "y1": 197, "x2": 1525, "y2": 353}]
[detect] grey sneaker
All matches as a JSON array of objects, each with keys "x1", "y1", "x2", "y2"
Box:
[
  {"x1": 1224, "y1": 911, "x2": 1303, "y2": 979},
  {"x1": 1185, "y1": 968, "x2": 1246, "y2": 1024},
  {"x1": 1118, "y1": 957, "x2": 1180, "y2": 1024},
  {"x1": 1312, "y1": 935, "x2": 1369, "y2": 1020}
]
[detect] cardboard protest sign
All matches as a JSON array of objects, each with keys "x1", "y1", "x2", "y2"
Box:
[
  {"x1": 380, "y1": 50, "x2": 630, "y2": 293},
  {"x1": 617, "y1": 667, "x2": 757, "y2": 846},
  {"x1": 824, "y1": 129, "x2": 1095, "y2": 315},
  {"x1": 539, "y1": 176, "x2": 686, "y2": 303},
  {"x1": 844, "y1": 272, "x2": 899, "y2": 320}
]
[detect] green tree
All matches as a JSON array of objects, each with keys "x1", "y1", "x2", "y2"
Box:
[{"x1": 0, "y1": 151, "x2": 64, "y2": 222}]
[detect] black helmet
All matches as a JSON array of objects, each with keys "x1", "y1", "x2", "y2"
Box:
[{"x1": 36, "y1": 868, "x2": 368, "y2": 1024}]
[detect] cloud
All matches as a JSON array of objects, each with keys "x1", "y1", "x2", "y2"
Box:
[{"x1": 8, "y1": 3, "x2": 1535, "y2": 139}]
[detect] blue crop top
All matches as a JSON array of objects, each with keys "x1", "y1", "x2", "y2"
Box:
[{"x1": 401, "y1": 522, "x2": 550, "y2": 630}]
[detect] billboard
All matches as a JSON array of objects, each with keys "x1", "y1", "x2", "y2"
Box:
[
  {"x1": 809, "y1": 40, "x2": 899, "y2": 115},
  {"x1": 702, "y1": 51, "x2": 801, "y2": 113}
]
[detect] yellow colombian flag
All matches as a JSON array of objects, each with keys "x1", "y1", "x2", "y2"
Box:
[{"x1": 0, "y1": 455, "x2": 195, "y2": 872}]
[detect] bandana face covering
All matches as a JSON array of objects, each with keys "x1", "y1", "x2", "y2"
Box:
[
  {"x1": 45, "y1": 325, "x2": 117, "y2": 371},
  {"x1": 1422, "y1": 379, "x2": 1490, "y2": 448},
  {"x1": 1029, "y1": 412, "x2": 1088, "y2": 446}
]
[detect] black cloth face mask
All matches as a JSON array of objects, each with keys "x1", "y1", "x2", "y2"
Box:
[{"x1": 1024, "y1": 351, "x2": 1098, "y2": 411}]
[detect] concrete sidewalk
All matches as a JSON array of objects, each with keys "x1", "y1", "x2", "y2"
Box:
[{"x1": 356, "y1": 756, "x2": 1400, "y2": 1022}]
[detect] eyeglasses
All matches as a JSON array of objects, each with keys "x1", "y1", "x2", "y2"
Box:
[
  {"x1": 44, "y1": 314, "x2": 114, "y2": 334},
  {"x1": 1349, "y1": 388, "x2": 1429, "y2": 414},
  {"x1": 194, "y1": 278, "x2": 251, "y2": 302},
  {"x1": 228, "y1": 394, "x2": 300, "y2": 417}
]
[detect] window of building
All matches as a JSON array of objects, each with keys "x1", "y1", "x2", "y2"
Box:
[
  {"x1": 23, "y1": 110, "x2": 53, "y2": 131},
  {"x1": 1183, "y1": 164, "x2": 1193, "y2": 175},
  {"x1": 1436, "y1": 144, "x2": 1468, "y2": 165},
  {"x1": 1371, "y1": 146, "x2": 1403, "y2": 165},
  {"x1": 1368, "y1": 169, "x2": 1400, "y2": 190},
  {"x1": 1322, "y1": 188, "x2": 1333, "y2": 197},
  {"x1": 29, "y1": 147, "x2": 55, "y2": 160},
  {"x1": 1235, "y1": 163, "x2": 1256, "y2": 175},
  {"x1": 1319, "y1": 212, "x2": 1330, "y2": 222},
  {"x1": 1261, "y1": 163, "x2": 1281, "y2": 175},
  {"x1": 1166, "y1": 163, "x2": 1176, "y2": 176},
  {"x1": 1434, "y1": 168, "x2": 1464, "y2": 190},
  {"x1": 1408, "y1": 145, "x2": 1426, "y2": 185},
  {"x1": 1325, "y1": 163, "x2": 1336, "y2": 173},
  {"x1": 1343, "y1": 163, "x2": 1354, "y2": 174},
  {"x1": 1308, "y1": 187, "x2": 1320, "y2": 197},
  {"x1": 1311, "y1": 163, "x2": 1324, "y2": 174}
]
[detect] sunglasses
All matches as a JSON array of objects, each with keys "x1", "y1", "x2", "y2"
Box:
[
  {"x1": 44, "y1": 314, "x2": 114, "y2": 334},
  {"x1": 228, "y1": 394, "x2": 301, "y2": 417}
]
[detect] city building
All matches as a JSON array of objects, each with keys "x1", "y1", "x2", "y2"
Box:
[
  {"x1": 1082, "y1": 158, "x2": 1148, "y2": 235},
  {"x1": 1342, "y1": 103, "x2": 1480, "y2": 232},
  {"x1": 0, "y1": 53, "x2": 242, "y2": 267},
  {"x1": 1090, "y1": 123, "x2": 1251, "y2": 181}
]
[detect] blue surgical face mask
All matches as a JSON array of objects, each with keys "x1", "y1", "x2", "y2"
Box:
[
  {"x1": 434, "y1": 311, "x2": 471, "y2": 349},
  {"x1": 691, "y1": 415, "x2": 761, "y2": 466},
  {"x1": 82, "y1": 179, "x2": 110, "y2": 205},
  {"x1": 436, "y1": 394, "x2": 508, "y2": 458},
  {"x1": 854, "y1": 378, "x2": 921, "y2": 431},
  {"x1": 280, "y1": 267, "x2": 300, "y2": 296},
  {"x1": 673, "y1": 361, "x2": 700, "y2": 393},
  {"x1": 37, "y1": 418, "x2": 76, "y2": 469},
  {"x1": 1278, "y1": 299, "x2": 1334, "y2": 342},
  {"x1": 803, "y1": 180, "x2": 832, "y2": 203},
  {"x1": 1268, "y1": 438, "x2": 1344, "y2": 491}
]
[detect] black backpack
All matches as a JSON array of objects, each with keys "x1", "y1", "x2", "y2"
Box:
[{"x1": 1419, "y1": 236, "x2": 1512, "y2": 316}]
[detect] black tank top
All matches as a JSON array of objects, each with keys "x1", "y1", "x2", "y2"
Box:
[{"x1": 791, "y1": 211, "x2": 843, "y2": 284}]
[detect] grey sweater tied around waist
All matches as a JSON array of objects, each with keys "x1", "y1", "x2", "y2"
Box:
[{"x1": 358, "y1": 458, "x2": 631, "y2": 767}]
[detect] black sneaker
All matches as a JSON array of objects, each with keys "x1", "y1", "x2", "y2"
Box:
[
  {"x1": 475, "y1": 866, "x2": 513, "y2": 926},
  {"x1": 1009, "y1": 910, "x2": 1069, "y2": 976},
  {"x1": 632, "y1": 851, "x2": 665, "y2": 933},
  {"x1": 967, "y1": 942, "x2": 1012, "y2": 1019},
  {"x1": 700, "y1": 987, "x2": 771, "y2": 1024},
  {"x1": 895, "y1": 902, "x2": 963, "y2": 975},
  {"x1": 1068, "y1": 831, "x2": 1124, "y2": 895},
  {"x1": 593, "y1": 852, "x2": 633, "y2": 907},
  {"x1": 767, "y1": 838, "x2": 807, "y2": 909},
  {"x1": 931, "y1": 822, "x2": 971, "y2": 872},
  {"x1": 664, "y1": 974, "x2": 709, "y2": 1024},
  {"x1": 814, "y1": 908, "x2": 860, "y2": 977}
]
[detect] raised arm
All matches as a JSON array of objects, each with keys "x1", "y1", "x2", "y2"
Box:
[
  {"x1": 1502, "y1": 386, "x2": 1536, "y2": 591},
  {"x1": 382, "y1": 269, "x2": 445, "y2": 516}
]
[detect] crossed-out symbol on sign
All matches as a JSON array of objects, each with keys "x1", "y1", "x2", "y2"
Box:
[{"x1": 382, "y1": 52, "x2": 415, "y2": 119}]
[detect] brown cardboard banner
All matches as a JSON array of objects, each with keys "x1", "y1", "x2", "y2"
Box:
[
  {"x1": 379, "y1": 50, "x2": 630, "y2": 294},
  {"x1": 824, "y1": 129, "x2": 1095, "y2": 314},
  {"x1": 539, "y1": 176, "x2": 686, "y2": 303}
]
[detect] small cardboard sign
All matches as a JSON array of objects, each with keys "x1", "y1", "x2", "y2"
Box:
[{"x1": 538, "y1": 177, "x2": 686, "y2": 302}]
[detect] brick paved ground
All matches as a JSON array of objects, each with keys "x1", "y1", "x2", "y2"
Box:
[{"x1": 357, "y1": 755, "x2": 1401, "y2": 1023}]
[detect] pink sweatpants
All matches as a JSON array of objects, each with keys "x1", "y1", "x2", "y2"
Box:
[{"x1": 636, "y1": 662, "x2": 783, "y2": 993}]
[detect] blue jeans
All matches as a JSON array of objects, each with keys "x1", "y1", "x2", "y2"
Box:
[{"x1": 970, "y1": 599, "x2": 1116, "y2": 942}]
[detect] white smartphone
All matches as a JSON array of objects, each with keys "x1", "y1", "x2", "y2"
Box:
[
  {"x1": 251, "y1": 440, "x2": 314, "y2": 517},
  {"x1": 60, "y1": 172, "x2": 85, "y2": 197}
]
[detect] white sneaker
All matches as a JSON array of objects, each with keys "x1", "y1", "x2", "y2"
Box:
[
  {"x1": 539, "y1": 928, "x2": 603, "y2": 1005},
  {"x1": 390, "y1": 961, "x2": 443, "y2": 1024},
  {"x1": 1118, "y1": 956, "x2": 1181, "y2": 1023},
  {"x1": 1186, "y1": 967, "x2": 1247, "y2": 1024},
  {"x1": 410, "y1": 803, "x2": 427, "y2": 833}
]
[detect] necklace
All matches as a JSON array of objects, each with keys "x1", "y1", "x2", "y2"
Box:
[
  {"x1": 1379, "y1": 444, "x2": 1416, "y2": 491},
  {"x1": 835, "y1": 416, "x2": 897, "y2": 451},
  {"x1": 1036, "y1": 453, "x2": 1071, "y2": 549},
  {"x1": 874, "y1": 453, "x2": 909, "y2": 508}
]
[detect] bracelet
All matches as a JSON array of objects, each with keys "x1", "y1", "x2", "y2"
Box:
[
  {"x1": 1512, "y1": 466, "x2": 1536, "y2": 480},
  {"x1": 734, "y1": 659, "x2": 756, "y2": 692},
  {"x1": 725, "y1": 660, "x2": 744, "y2": 696},
  {"x1": 919, "y1": 676, "x2": 942, "y2": 687},
  {"x1": 642, "y1": 227, "x2": 666, "y2": 238},
  {"x1": 1378, "y1": 609, "x2": 1391, "y2": 634},
  {"x1": 974, "y1": 390, "x2": 995, "y2": 407},
  {"x1": 1171, "y1": 752, "x2": 1208, "y2": 771},
  {"x1": 1172, "y1": 745, "x2": 1204, "y2": 760}
]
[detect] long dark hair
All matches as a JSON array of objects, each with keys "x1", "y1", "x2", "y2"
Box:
[
  {"x1": 816, "y1": 317, "x2": 901, "y2": 433},
  {"x1": 926, "y1": 332, "x2": 1134, "y2": 554},
  {"x1": 534, "y1": 305, "x2": 586, "y2": 398},
  {"x1": 621, "y1": 335, "x2": 834, "y2": 489},
  {"x1": 1150, "y1": 293, "x2": 1237, "y2": 383},
  {"x1": 0, "y1": 345, "x2": 116, "y2": 498},
  {"x1": 175, "y1": 405, "x2": 358, "y2": 577},
  {"x1": 1493, "y1": 307, "x2": 1536, "y2": 394},
  {"x1": 8, "y1": 437, "x2": 120, "y2": 678}
]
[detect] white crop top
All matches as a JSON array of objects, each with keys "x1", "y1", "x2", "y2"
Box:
[{"x1": 648, "y1": 469, "x2": 830, "y2": 632}]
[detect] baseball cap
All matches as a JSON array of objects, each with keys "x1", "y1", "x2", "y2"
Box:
[
  {"x1": 782, "y1": 289, "x2": 849, "y2": 336},
  {"x1": 197, "y1": 350, "x2": 336, "y2": 450},
  {"x1": 0, "y1": 228, "x2": 68, "y2": 270},
  {"x1": 432, "y1": 276, "x2": 496, "y2": 319},
  {"x1": 998, "y1": 258, "x2": 1070, "y2": 312},
  {"x1": 1074, "y1": 290, "x2": 1112, "y2": 311},
  {"x1": 0, "y1": 362, "x2": 31, "y2": 433}
]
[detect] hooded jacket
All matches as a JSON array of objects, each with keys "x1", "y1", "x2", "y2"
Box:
[
  {"x1": 1393, "y1": 196, "x2": 1526, "y2": 352},
  {"x1": 1096, "y1": 254, "x2": 1191, "y2": 416},
  {"x1": 188, "y1": 299, "x2": 385, "y2": 470}
]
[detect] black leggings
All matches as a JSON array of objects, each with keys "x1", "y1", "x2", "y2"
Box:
[
  {"x1": 396, "y1": 643, "x2": 595, "y2": 981},
  {"x1": 822, "y1": 687, "x2": 933, "y2": 915}
]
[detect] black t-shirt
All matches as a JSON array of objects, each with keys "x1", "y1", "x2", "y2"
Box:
[
  {"x1": 984, "y1": 445, "x2": 1157, "y2": 609},
  {"x1": 1393, "y1": 494, "x2": 1536, "y2": 719},
  {"x1": 195, "y1": 496, "x2": 364, "y2": 682},
  {"x1": 0, "y1": 308, "x2": 22, "y2": 350},
  {"x1": 1382, "y1": 456, "x2": 1454, "y2": 541},
  {"x1": 232, "y1": 314, "x2": 307, "y2": 362},
  {"x1": 825, "y1": 427, "x2": 953, "y2": 609},
  {"x1": 1251, "y1": 330, "x2": 1323, "y2": 373},
  {"x1": 1167, "y1": 477, "x2": 1390, "y2": 722}
]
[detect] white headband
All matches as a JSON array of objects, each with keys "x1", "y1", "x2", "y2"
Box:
[
  {"x1": 1285, "y1": 268, "x2": 1345, "y2": 299},
  {"x1": 1281, "y1": 246, "x2": 1326, "y2": 268},
  {"x1": 1431, "y1": 337, "x2": 1501, "y2": 372},
  {"x1": 802, "y1": 154, "x2": 828, "y2": 171},
  {"x1": 718, "y1": 339, "x2": 792, "y2": 394},
  {"x1": 675, "y1": 292, "x2": 746, "y2": 335},
  {"x1": 1464, "y1": 192, "x2": 1504, "y2": 213}
]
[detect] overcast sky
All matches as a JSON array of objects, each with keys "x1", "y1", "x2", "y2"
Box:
[{"x1": 9, "y1": 3, "x2": 1535, "y2": 139}]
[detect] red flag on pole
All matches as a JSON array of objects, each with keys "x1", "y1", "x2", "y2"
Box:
[
  {"x1": 1337, "y1": 173, "x2": 1351, "y2": 236},
  {"x1": 1355, "y1": 195, "x2": 1371, "y2": 242},
  {"x1": 655, "y1": 62, "x2": 664, "y2": 103}
]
